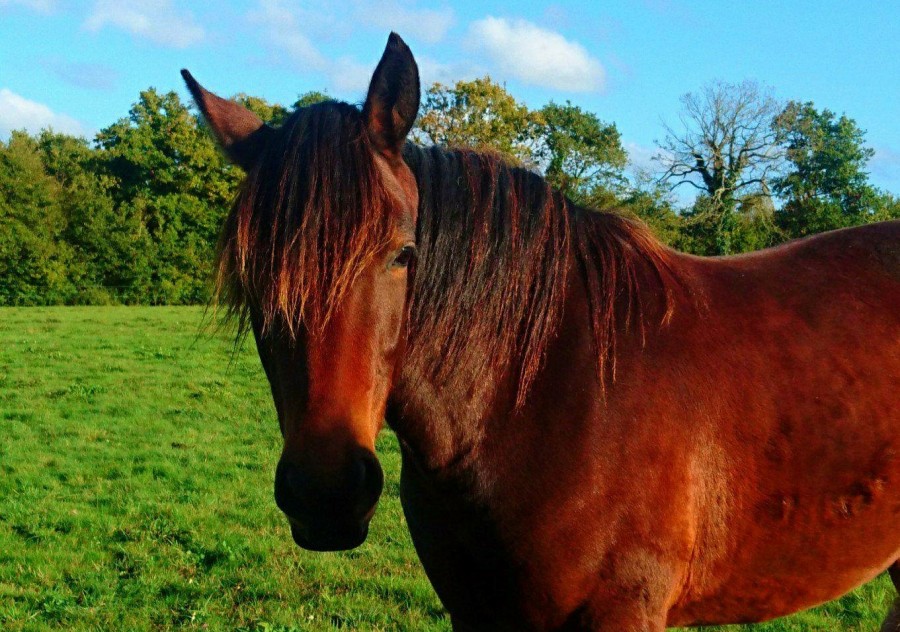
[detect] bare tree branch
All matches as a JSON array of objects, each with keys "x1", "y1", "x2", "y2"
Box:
[{"x1": 654, "y1": 80, "x2": 785, "y2": 209}]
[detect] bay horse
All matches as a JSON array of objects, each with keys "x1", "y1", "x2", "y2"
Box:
[{"x1": 182, "y1": 34, "x2": 900, "y2": 631}]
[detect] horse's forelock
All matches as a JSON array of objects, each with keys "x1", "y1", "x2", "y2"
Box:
[{"x1": 215, "y1": 101, "x2": 395, "y2": 337}]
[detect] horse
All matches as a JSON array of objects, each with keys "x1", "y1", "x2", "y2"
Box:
[{"x1": 182, "y1": 33, "x2": 900, "y2": 631}]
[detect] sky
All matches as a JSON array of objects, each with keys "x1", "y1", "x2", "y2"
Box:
[{"x1": 1, "y1": 0, "x2": 899, "y2": 197}]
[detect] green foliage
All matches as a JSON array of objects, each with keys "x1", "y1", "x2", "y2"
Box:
[
  {"x1": 236, "y1": 91, "x2": 331, "y2": 128},
  {"x1": 871, "y1": 191, "x2": 900, "y2": 222},
  {"x1": 618, "y1": 177, "x2": 684, "y2": 247},
  {"x1": 97, "y1": 88, "x2": 238, "y2": 210},
  {"x1": 0, "y1": 86, "x2": 346, "y2": 306},
  {"x1": 293, "y1": 90, "x2": 331, "y2": 110},
  {"x1": 0, "y1": 132, "x2": 74, "y2": 304},
  {"x1": 234, "y1": 94, "x2": 291, "y2": 126},
  {"x1": 95, "y1": 88, "x2": 239, "y2": 304},
  {"x1": 0, "y1": 306, "x2": 895, "y2": 630},
  {"x1": 416, "y1": 78, "x2": 629, "y2": 210},
  {"x1": 773, "y1": 101, "x2": 880, "y2": 237},
  {"x1": 676, "y1": 194, "x2": 781, "y2": 256},
  {"x1": 37, "y1": 131, "x2": 123, "y2": 304},
  {"x1": 417, "y1": 77, "x2": 544, "y2": 165},
  {"x1": 540, "y1": 101, "x2": 627, "y2": 205}
]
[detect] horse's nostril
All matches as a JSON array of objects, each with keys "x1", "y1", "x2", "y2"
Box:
[
  {"x1": 274, "y1": 460, "x2": 306, "y2": 517},
  {"x1": 358, "y1": 452, "x2": 384, "y2": 506},
  {"x1": 285, "y1": 463, "x2": 306, "y2": 493},
  {"x1": 274, "y1": 452, "x2": 383, "y2": 521}
]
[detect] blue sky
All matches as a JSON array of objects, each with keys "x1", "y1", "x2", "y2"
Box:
[{"x1": 1, "y1": 0, "x2": 899, "y2": 196}]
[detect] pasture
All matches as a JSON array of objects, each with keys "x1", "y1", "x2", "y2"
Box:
[{"x1": 0, "y1": 306, "x2": 893, "y2": 630}]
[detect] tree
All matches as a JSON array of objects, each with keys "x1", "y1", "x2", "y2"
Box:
[
  {"x1": 98, "y1": 88, "x2": 238, "y2": 207},
  {"x1": 416, "y1": 79, "x2": 629, "y2": 210},
  {"x1": 772, "y1": 101, "x2": 879, "y2": 237},
  {"x1": 540, "y1": 101, "x2": 627, "y2": 206},
  {"x1": 236, "y1": 91, "x2": 329, "y2": 127},
  {"x1": 233, "y1": 94, "x2": 291, "y2": 126},
  {"x1": 870, "y1": 191, "x2": 900, "y2": 222},
  {"x1": 655, "y1": 80, "x2": 783, "y2": 253},
  {"x1": 618, "y1": 174, "x2": 683, "y2": 247},
  {"x1": 416, "y1": 77, "x2": 544, "y2": 166},
  {"x1": 673, "y1": 191, "x2": 782, "y2": 256},
  {"x1": 37, "y1": 130, "x2": 121, "y2": 303},
  {"x1": 293, "y1": 90, "x2": 331, "y2": 110},
  {"x1": 96, "y1": 88, "x2": 236, "y2": 303},
  {"x1": 0, "y1": 132, "x2": 73, "y2": 304}
]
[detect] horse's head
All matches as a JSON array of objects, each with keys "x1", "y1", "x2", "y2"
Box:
[{"x1": 183, "y1": 34, "x2": 420, "y2": 551}]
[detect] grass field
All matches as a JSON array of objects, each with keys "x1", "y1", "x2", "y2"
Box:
[{"x1": 0, "y1": 306, "x2": 894, "y2": 630}]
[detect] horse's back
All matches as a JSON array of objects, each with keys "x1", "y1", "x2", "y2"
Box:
[
  {"x1": 808, "y1": 218, "x2": 900, "y2": 273},
  {"x1": 740, "y1": 219, "x2": 898, "y2": 289},
  {"x1": 676, "y1": 220, "x2": 899, "y2": 373}
]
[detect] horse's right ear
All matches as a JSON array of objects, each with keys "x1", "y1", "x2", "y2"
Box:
[
  {"x1": 181, "y1": 69, "x2": 272, "y2": 170},
  {"x1": 362, "y1": 33, "x2": 420, "y2": 161}
]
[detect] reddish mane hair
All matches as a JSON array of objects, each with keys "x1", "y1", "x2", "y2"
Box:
[
  {"x1": 216, "y1": 100, "x2": 677, "y2": 406},
  {"x1": 403, "y1": 145, "x2": 676, "y2": 406}
]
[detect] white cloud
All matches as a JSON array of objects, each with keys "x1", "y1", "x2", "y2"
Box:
[
  {"x1": 872, "y1": 146, "x2": 900, "y2": 177},
  {"x1": 249, "y1": 0, "x2": 327, "y2": 68},
  {"x1": 0, "y1": 88, "x2": 87, "y2": 138},
  {"x1": 43, "y1": 59, "x2": 119, "y2": 90},
  {"x1": 84, "y1": 0, "x2": 205, "y2": 48},
  {"x1": 328, "y1": 57, "x2": 375, "y2": 94},
  {"x1": 467, "y1": 17, "x2": 605, "y2": 93},
  {"x1": 625, "y1": 141, "x2": 657, "y2": 172},
  {"x1": 0, "y1": 0, "x2": 58, "y2": 13},
  {"x1": 249, "y1": 0, "x2": 372, "y2": 96},
  {"x1": 416, "y1": 56, "x2": 482, "y2": 88},
  {"x1": 355, "y1": 1, "x2": 454, "y2": 45}
]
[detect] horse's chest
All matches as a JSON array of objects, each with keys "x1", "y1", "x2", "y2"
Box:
[
  {"x1": 399, "y1": 463, "x2": 664, "y2": 630},
  {"x1": 399, "y1": 465, "x2": 587, "y2": 628}
]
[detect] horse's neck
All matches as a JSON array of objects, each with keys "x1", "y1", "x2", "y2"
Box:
[
  {"x1": 388, "y1": 247, "x2": 573, "y2": 482},
  {"x1": 390, "y1": 245, "x2": 671, "y2": 484},
  {"x1": 393, "y1": 145, "x2": 676, "y2": 480},
  {"x1": 392, "y1": 144, "x2": 567, "y2": 474},
  {"x1": 388, "y1": 320, "x2": 522, "y2": 476}
]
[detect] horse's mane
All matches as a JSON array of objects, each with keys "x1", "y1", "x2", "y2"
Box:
[
  {"x1": 216, "y1": 99, "x2": 675, "y2": 407},
  {"x1": 402, "y1": 144, "x2": 675, "y2": 407}
]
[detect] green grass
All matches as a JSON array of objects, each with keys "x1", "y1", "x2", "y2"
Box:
[{"x1": 0, "y1": 306, "x2": 893, "y2": 630}]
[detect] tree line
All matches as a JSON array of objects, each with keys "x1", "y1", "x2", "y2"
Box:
[{"x1": 1, "y1": 78, "x2": 897, "y2": 306}]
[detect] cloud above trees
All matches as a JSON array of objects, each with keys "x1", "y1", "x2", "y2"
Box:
[
  {"x1": 83, "y1": 0, "x2": 205, "y2": 48},
  {"x1": 246, "y1": 2, "x2": 605, "y2": 95},
  {"x1": 355, "y1": 1, "x2": 455, "y2": 45},
  {"x1": 0, "y1": 88, "x2": 86, "y2": 137},
  {"x1": 467, "y1": 17, "x2": 606, "y2": 92}
]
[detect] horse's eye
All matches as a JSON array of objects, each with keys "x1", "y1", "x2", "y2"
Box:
[{"x1": 391, "y1": 245, "x2": 416, "y2": 269}]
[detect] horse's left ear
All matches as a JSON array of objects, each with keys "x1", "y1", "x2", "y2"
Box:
[{"x1": 363, "y1": 32, "x2": 420, "y2": 160}]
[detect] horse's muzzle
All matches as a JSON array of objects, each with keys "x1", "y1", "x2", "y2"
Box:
[
  {"x1": 274, "y1": 451, "x2": 383, "y2": 551},
  {"x1": 289, "y1": 518, "x2": 370, "y2": 552}
]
